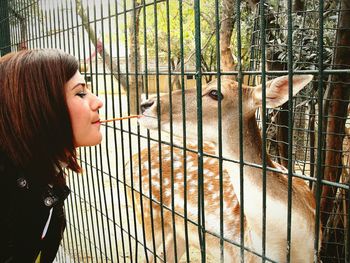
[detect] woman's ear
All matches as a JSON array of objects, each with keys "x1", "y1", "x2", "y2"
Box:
[{"x1": 253, "y1": 75, "x2": 313, "y2": 108}]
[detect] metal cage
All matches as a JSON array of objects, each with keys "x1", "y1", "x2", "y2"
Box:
[{"x1": 1, "y1": 0, "x2": 349, "y2": 262}]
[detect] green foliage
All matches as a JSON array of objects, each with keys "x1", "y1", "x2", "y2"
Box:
[{"x1": 139, "y1": 0, "x2": 217, "y2": 70}]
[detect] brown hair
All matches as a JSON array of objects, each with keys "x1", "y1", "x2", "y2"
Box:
[{"x1": 0, "y1": 49, "x2": 81, "y2": 185}]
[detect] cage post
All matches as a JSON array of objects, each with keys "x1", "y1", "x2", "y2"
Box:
[{"x1": 0, "y1": 0, "x2": 11, "y2": 55}]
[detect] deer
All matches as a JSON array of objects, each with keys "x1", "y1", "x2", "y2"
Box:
[{"x1": 129, "y1": 74, "x2": 320, "y2": 262}]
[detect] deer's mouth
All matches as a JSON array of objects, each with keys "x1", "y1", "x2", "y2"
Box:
[{"x1": 138, "y1": 114, "x2": 159, "y2": 130}]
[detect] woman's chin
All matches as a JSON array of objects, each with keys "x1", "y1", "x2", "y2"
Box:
[{"x1": 75, "y1": 133, "x2": 103, "y2": 147}]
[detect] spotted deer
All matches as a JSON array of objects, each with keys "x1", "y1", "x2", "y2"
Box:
[{"x1": 131, "y1": 75, "x2": 319, "y2": 262}]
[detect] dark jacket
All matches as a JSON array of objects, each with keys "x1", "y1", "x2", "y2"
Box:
[{"x1": 0, "y1": 153, "x2": 70, "y2": 263}]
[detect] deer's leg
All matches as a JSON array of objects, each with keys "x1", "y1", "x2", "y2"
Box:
[
  {"x1": 163, "y1": 229, "x2": 186, "y2": 263},
  {"x1": 141, "y1": 204, "x2": 177, "y2": 263}
]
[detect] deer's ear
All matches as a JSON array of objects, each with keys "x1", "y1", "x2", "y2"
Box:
[{"x1": 253, "y1": 75, "x2": 313, "y2": 108}]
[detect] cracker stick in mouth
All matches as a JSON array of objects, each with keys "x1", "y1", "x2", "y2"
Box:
[{"x1": 100, "y1": 115, "x2": 141, "y2": 123}]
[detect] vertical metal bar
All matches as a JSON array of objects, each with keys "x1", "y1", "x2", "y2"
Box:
[
  {"x1": 346, "y1": 187, "x2": 350, "y2": 262},
  {"x1": 235, "y1": 0, "x2": 246, "y2": 262},
  {"x1": 214, "y1": 0, "x2": 224, "y2": 261},
  {"x1": 38, "y1": 0, "x2": 44, "y2": 48},
  {"x1": 69, "y1": 2, "x2": 86, "y2": 258},
  {"x1": 259, "y1": 0, "x2": 267, "y2": 261},
  {"x1": 129, "y1": 1, "x2": 141, "y2": 261},
  {"x1": 152, "y1": 0, "x2": 167, "y2": 260},
  {"x1": 87, "y1": 147, "x2": 100, "y2": 262},
  {"x1": 48, "y1": 4, "x2": 53, "y2": 47},
  {"x1": 94, "y1": 1, "x2": 110, "y2": 260},
  {"x1": 66, "y1": 174, "x2": 77, "y2": 261},
  {"x1": 193, "y1": 0, "x2": 206, "y2": 261},
  {"x1": 106, "y1": 1, "x2": 121, "y2": 261},
  {"x1": 121, "y1": 0, "x2": 134, "y2": 261},
  {"x1": 114, "y1": 1, "x2": 128, "y2": 261},
  {"x1": 91, "y1": 3, "x2": 106, "y2": 262},
  {"x1": 0, "y1": 0, "x2": 11, "y2": 55},
  {"x1": 52, "y1": 3, "x2": 61, "y2": 48},
  {"x1": 164, "y1": 0, "x2": 179, "y2": 262},
  {"x1": 11, "y1": 1, "x2": 17, "y2": 51},
  {"x1": 60, "y1": 0, "x2": 66, "y2": 51},
  {"x1": 66, "y1": 2, "x2": 83, "y2": 261},
  {"x1": 99, "y1": 2, "x2": 114, "y2": 261},
  {"x1": 26, "y1": 0, "x2": 31, "y2": 48},
  {"x1": 44, "y1": 1, "x2": 49, "y2": 48},
  {"x1": 80, "y1": 0, "x2": 97, "y2": 261},
  {"x1": 35, "y1": 0, "x2": 39, "y2": 48},
  {"x1": 52, "y1": 2, "x2": 58, "y2": 48},
  {"x1": 68, "y1": 1, "x2": 86, "y2": 260},
  {"x1": 314, "y1": 0, "x2": 324, "y2": 261},
  {"x1": 7, "y1": 0, "x2": 14, "y2": 52},
  {"x1": 139, "y1": 1, "x2": 152, "y2": 261},
  {"x1": 286, "y1": 0, "x2": 294, "y2": 262},
  {"x1": 84, "y1": 2, "x2": 99, "y2": 261},
  {"x1": 73, "y1": 0, "x2": 92, "y2": 258},
  {"x1": 177, "y1": 1, "x2": 190, "y2": 261}
]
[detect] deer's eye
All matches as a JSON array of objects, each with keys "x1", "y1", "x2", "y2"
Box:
[{"x1": 208, "y1": 90, "x2": 223, "y2": 101}]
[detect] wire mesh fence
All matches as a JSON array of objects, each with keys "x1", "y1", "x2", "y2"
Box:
[{"x1": 1, "y1": 0, "x2": 349, "y2": 262}]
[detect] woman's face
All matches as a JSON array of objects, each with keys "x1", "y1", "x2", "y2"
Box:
[{"x1": 65, "y1": 71, "x2": 103, "y2": 147}]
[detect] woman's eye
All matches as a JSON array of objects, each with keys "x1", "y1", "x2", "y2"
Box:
[
  {"x1": 76, "y1": 91, "x2": 87, "y2": 98},
  {"x1": 208, "y1": 90, "x2": 223, "y2": 101}
]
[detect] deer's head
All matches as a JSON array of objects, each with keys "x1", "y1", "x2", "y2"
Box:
[{"x1": 139, "y1": 75, "x2": 313, "y2": 144}]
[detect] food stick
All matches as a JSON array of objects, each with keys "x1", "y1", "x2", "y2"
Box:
[{"x1": 99, "y1": 115, "x2": 141, "y2": 123}]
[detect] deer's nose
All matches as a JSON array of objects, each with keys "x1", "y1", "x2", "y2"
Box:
[{"x1": 140, "y1": 100, "x2": 155, "y2": 113}]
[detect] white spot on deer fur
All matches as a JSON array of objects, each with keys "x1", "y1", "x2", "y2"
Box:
[
  {"x1": 208, "y1": 158, "x2": 217, "y2": 165},
  {"x1": 164, "y1": 190, "x2": 171, "y2": 198},
  {"x1": 186, "y1": 161, "x2": 194, "y2": 169},
  {"x1": 164, "y1": 156, "x2": 171, "y2": 162},
  {"x1": 150, "y1": 169, "x2": 160, "y2": 178},
  {"x1": 142, "y1": 163, "x2": 149, "y2": 170},
  {"x1": 212, "y1": 193, "x2": 219, "y2": 200},
  {"x1": 173, "y1": 161, "x2": 182, "y2": 169},
  {"x1": 189, "y1": 188, "x2": 196, "y2": 194},
  {"x1": 163, "y1": 178, "x2": 170, "y2": 186},
  {"x1": 174, "y1": 198, "x2": 187, "y2": 210},
  {"x1": 203, "y1": 169, "x2": 215, "y2": 177},
  {"x1": 188, "y1": 166, "x2": 197, "y2": 173},
  {"x1": 186, "y1": 155, "x2": 193, "y2": 162},
  {"x1": 189, "y1": 180, "x2": 197, "y2": 187},
  {"x1": 207, "y1": 184, "x2": 214, "y2": 191},
  {"x1": 176, "y1": 172, "x2": 183, "y2": 180},
  {"x1": 151, "y1": 180, "x2": 160, "y2": 189}
]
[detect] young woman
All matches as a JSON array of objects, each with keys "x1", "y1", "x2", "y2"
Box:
[{"x1": 0, "y1": 49, "x2": 103, "y2": 262}]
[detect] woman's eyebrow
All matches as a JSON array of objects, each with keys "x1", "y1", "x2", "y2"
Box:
[{"x1": 71, "y1": 82, "x2": 86, "y2": 90}]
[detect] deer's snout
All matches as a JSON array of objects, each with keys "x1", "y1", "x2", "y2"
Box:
[{"x1": 140, "y1": 99, "x2": 155, "y2": 113}]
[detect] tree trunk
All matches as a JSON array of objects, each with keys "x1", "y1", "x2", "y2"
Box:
[
  {"x1": 220, "y1": 0, "x2": 236, "y2": 79},
  {"x1": 75, "y1": 0, "x2": 127, "y2": 91},
  {"x1": 128, "y1": 1, "x2": 142, "y2": 115},
  {"x1": 293, "y1": 0, "x2": 305, "y2": 15},
  {"x1": 321, "y1": 0, "x2": 350, "y2": 228}
]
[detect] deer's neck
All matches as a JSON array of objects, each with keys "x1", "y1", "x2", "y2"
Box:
[
  {"x1": 221, "y1": 116, "x2": 284, "y2": 223},
  {"x1": 221, "y1": 116, "x2": 273, "y2": 167}
]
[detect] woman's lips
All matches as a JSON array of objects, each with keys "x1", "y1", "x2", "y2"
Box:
[{"x1": 92, "y1": 119, "x2": 100, "y2": 124}]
